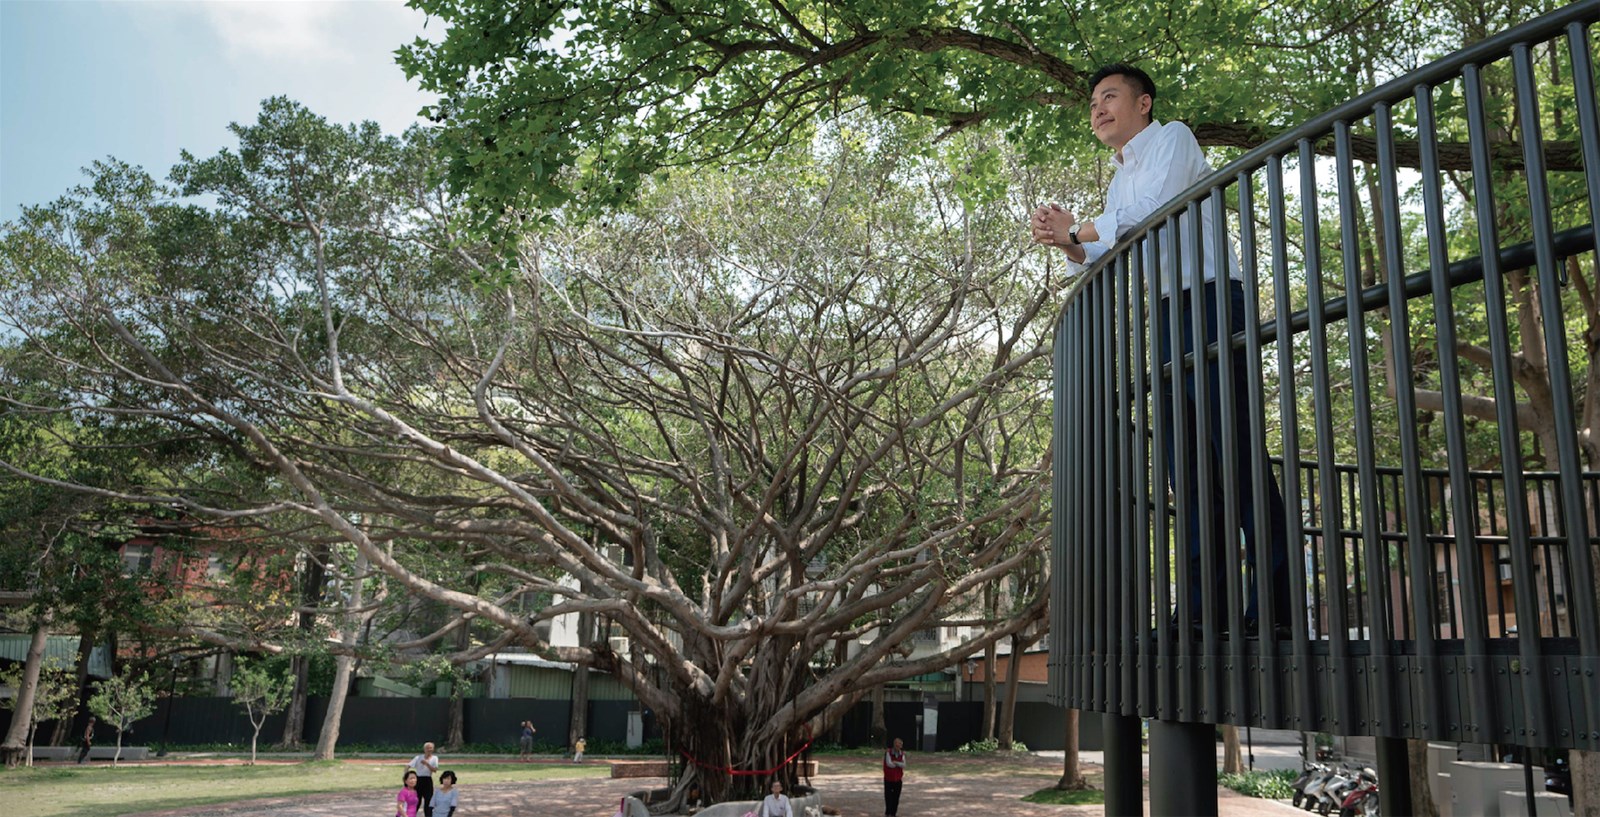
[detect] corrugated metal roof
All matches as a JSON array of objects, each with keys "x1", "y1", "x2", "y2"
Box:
[{"x1": 0, "y1": 635, "x2": 113, "y2": 679}]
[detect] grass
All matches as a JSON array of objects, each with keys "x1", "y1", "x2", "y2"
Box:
[
  {"x1": 1022, "y1": 785, "x2": 1106, "y2": 805},
  {"x1": 1, "y1": 760, "x2": 610, "y2": 817}
]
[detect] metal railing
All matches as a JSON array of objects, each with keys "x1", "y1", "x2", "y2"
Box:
[{"x1": 1050, "y1": 1, "x2": 1600, "y2": 752}]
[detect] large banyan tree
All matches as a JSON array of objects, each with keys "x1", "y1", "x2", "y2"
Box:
[{"x1": 1, "y1": 100, "x2": 1062, "y2": 802}]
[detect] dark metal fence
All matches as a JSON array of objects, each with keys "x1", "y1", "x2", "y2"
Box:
[{"x1": 1050, "y1": 1, "x2": 1600, "y2": 754}]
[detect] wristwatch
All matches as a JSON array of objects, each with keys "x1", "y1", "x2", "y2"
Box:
[{"x1": 1067, "y1": 222, "x2": 1083, "y2": 245}]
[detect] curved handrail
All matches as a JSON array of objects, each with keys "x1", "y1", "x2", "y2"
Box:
[{"x1": 1054, "y1": 0, "x2": 1600, "y2": 314}]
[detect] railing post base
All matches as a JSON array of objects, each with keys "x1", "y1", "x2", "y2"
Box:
[
  {"x1": 1149, "y1": 719, "x2": 1217, "y2": 817},
  {"x1": 1102, "y1": 713, "x2": 1144, "y2": 816},
  {"x1": 1376, "y1": 736, "x2": 1412, "y2": 816}
]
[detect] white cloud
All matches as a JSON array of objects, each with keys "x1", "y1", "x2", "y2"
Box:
[{"x1": 194, "y1": 0, "x2": 431, "y2": 65}]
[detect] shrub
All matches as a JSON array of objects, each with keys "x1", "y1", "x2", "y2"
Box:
[
  {"x1": 955, "y1": 738, "x2": 1029, "y2": 753},
  {"x1": 1217, "y1": 769, "x2": 1298, "y2": 799}
]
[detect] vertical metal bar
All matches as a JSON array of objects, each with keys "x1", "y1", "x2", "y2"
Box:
[
  {"x1": 1133, "y1": 235, "x2": 1155, "y2": 716},
  {"x1": 1117, "y1": 250, "x2": 1138, "y2": 715},
  {"x1": 1238, "y1": 169, "x2": 1282, "y2": 726},
  {"x1": 1335, "y1": 120, "x2": 1396, "y2": 738},
  {"x1": 1300, "y1": 136, "x2": 1354, "y2": 734},
  {"x1": 1096, "y1": 266, "x2": 1113, "y2": 715},
  {"x1": 1269, "y1": 154, "x2": 1316, "y2": 734},
  {"x1": 1081, "y1": 297, "x2": 1094, "y2": 713},
  {"x1": 1151, "y1": 223, "x2": 1175, "y2": 721},
  {"x1": 1512, "y1": 43, "x2": 1600, "y2": 743},
  {"x1": 1416, "y1": 79, "x2": 1496, "y2": 745},
  {"x1": 1167, "y1": 213, "x2": 1199, "y2": 724},
  {"x1": 1094, "y1": 274, "x2": 1107, "y2": 716},
  {"x1": 1209, "y1": 185, "x2": 1248, "y2": 729},
  {"x1": 1568, "y1": 21, "x2": 1600, "y2": 274},
  {"x1": 1067, "y1": 301, "x2": 1086, "y2": 710},
  {"x1": 1186, "y1": 198, "x2": 1223, "y2": 724}
]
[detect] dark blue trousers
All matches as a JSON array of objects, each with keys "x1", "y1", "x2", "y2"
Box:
[{"x1": 1156, "y1": 279, "x2": 1293, "y2": 627}]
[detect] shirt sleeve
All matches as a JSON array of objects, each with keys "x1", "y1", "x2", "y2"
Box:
[
  {"x1": 1064, "y1": 240, "x2": 1111, "y2": 276},
  {"x1": 1102, "y1": 122, "x2": 1205, "y2": 241}
]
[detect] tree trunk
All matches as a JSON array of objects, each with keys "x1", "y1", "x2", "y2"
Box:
[
  {"x1": 313, "y1": 549, "x2": 368, "y2": 761},
  {"x1": 2, "y1": 615, "x2": 50, "y2": 769},
  {"x1": 278, "y1": 546, "x2": 326, "y2": 750},
  {"x1": 870, "y1": 684, "x2": 886, "y2": 748},
  {"x1": 998, "y1": 634, "x2": 1022, "y2": 750},
  {"x1": 313, "y1": 654, "x2": 354, "y2": 760},
  {"x1": 277, "y1": 655, "x2": 309, "y2": 750},
  {"x1": 1408, "y1": 738, "x2": 1440, "y2": 817},
  {"x1": 446, "y1": 688, "x2": 465, "y2": 751},
  {"x1": 1056, "y1": 708, "x2": 1087, "y2": 790},
  {"x1": 50, "y1": 625, "x2": 95, "y2": 748},
  {"x1": 569, "y1": 608, "x2": 593, "y2": 752},
  {"x1": 1574, "y1": 748, "x2": 1600, "y2": 817},
  {"x1": 1221, "y1": 725, "x2": 1243, "y2": 774}
]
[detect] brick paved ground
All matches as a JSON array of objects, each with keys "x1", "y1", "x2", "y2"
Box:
[{"x1": 123, "y1": 756, "x2": 1304, "y2": 817}]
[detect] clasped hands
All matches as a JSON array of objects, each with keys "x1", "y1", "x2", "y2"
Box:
[{"x1": 1030, "y1": 203, "x2": 1076, "y2": 248}]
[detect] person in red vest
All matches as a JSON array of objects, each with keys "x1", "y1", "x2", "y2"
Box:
[{"x1": 883, "y1": 736, "x2": 906, "y2": 816}]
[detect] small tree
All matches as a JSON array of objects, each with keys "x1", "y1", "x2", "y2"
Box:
[
  {"x1": 230, "y1": 663, "x2": 292, "y2": 765},
  {"x1": 0, "y1": 659, "x2": 76, "y2": 767},
  {"x1": 87, "y1": 668, "x2": 156, "y2": 765}
]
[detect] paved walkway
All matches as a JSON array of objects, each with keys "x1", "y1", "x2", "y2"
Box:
[{"x1": 123, "y1": 756, "x2": 1305, "y2": 817}]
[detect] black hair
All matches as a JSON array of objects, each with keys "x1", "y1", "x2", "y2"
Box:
[
  {"x1": 402, "y1": 769, "x2": 418, "y2": 784},
  {"x1": 439, "y1": 770, "x2": 457, "y2": 785},
  {"x1": 1088, "y1": 63, "x2": 1157, "y2": 122}
]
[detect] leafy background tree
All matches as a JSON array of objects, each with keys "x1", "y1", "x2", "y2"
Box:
[{"x1": 87, "y1": 668, "x2": 156, "y2": 766}]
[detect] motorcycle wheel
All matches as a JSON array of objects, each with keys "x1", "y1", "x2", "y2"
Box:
[
  {"x1": 1293, "y1": 793, "x2": 1305, "y2": 807},
  {"x1": 1318, "y1": 799, "x2": 1335, "y2": 816}
]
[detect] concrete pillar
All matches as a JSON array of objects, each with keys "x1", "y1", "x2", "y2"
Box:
[{"x1": 1149, "y1": 720, "x2": 1217, "y2": 817}]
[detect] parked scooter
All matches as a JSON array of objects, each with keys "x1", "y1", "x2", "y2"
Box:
[
  {"x1": 1291, "y1": 763, "x2": 1329, "y2": 808},
  {"x1": 1313, "y1": 766, "x2": 1359, "y2": 815},
  {"x1": 1338, "y1": 767, "x2": 1379, "y2": 817},
  {"x1": 1298, "y1": 764, "x2": 1345, "y2": 813}
]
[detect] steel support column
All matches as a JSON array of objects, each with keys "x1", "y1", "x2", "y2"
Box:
[
  {"x1": 1102, "y1": 713, "x2": 1144, "y2": 816},
  {"x1": 1149, "y1": 720, "x2": 1216, "y2": 817},
  {"x1": 1376, "y1": 737, "x2": 1412, "y2": 816}
]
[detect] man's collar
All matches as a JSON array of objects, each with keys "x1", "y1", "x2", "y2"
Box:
[{"x1": 1112, "y1": 119, "x2": 1163, "y2": 167}]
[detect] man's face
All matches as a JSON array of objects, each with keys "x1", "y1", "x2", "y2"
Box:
[
  {"x1": 1090, "y1": 74, "x2": 1152, "y2": 150},
  {"x1": 893, "y1": 738, "x2": 903, "y2": 750}
]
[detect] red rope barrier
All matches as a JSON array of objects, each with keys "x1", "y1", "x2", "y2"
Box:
[{"x1": 677, "y1": 725, "x2": 815, "y2": 777}]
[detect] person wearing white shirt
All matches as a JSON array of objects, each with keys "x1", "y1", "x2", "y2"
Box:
[
  {"x1": 1032, "y1": 63, "x2": 1291, "y2": 640},
  {"x1": 407, "y1": 742, "x2": 443, "y2": 817},
  {"x1": 758, "y1": 780, "x2": 795, "y2": 817}
]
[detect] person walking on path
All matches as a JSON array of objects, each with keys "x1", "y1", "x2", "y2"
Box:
[
  {"x1": 76, "y1": 717, "x2": 95, "y2": 764},
  {"x1": 573, "y1": 736, "x2": 586, "y2": 763},
  {"x1": 882, "y1": 737, "x2": 907, "y2": 817},
  {"x1": 759, "y1": 779, "x2": 795, "y2": 817},
  {"x1": 519, "y1": 720, "x2": 536, "y2": 762},
  {"x1": 408, "y1": 742, "x2": 442, "y2": 817},
  {"x1": 395, "y1": 770, "x2": 421, "y2": 817}
]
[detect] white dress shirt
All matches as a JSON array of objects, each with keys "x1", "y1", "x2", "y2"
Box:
[
  {"x1": 1067, "y1": 119, "x2": 1241, "y2": 294},
  {"x1": 759, "y1": 793, "x2": 795, "y2": 817}
]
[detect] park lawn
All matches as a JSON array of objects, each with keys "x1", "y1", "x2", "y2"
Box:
[{"x1": 2, "y1": 760, "x2": 611, "y2": 817}]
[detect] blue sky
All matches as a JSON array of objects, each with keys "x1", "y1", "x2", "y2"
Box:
[{"x1": 1, "y1": 0, "x2": 438, "y2": 220}]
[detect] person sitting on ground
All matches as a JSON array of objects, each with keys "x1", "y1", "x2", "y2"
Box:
[{"x1": 759, "y1": 780, "x2": 795, "y2": 817}]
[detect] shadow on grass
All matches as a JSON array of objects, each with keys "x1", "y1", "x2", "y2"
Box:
[{"x1": 1022, "y1": 786, "x2": 1105, "y2": 805}]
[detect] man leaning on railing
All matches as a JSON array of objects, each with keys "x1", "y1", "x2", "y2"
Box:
[{"x1": 1030, "y1": 63, "x2": 1294, "y2": 641}]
